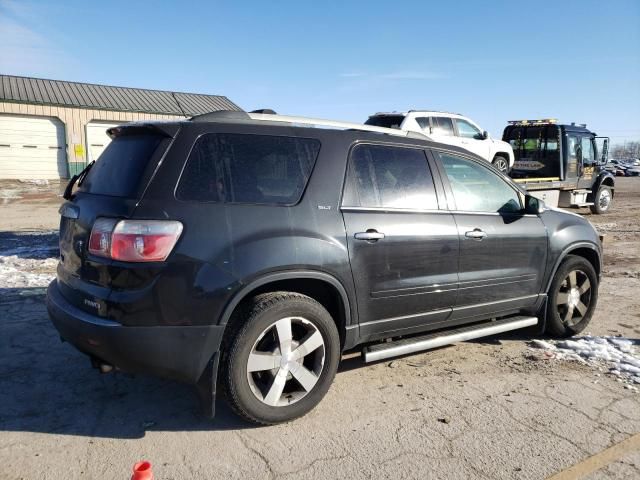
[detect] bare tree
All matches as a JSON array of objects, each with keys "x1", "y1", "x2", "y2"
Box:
[{"x1": 611, "y1": 141, "x2": 640, "y2": 160}]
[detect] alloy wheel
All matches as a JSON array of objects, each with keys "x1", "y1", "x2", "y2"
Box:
[
  {"x1": 494, "y1": 157, "x2": 509, "y2": 173},
  {"x1": 246, "y1": 316, "x2": 325, "y2": 407},
  {"x1": 556, "y1": 269, "x2": 592, "y2": 327}
]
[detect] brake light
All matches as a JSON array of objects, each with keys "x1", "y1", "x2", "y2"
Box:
[
  {"x1": 88, "y1": 218, "x2": 118, "y2": 258},
  {"x1": 88, "y1": 219, "x2": 183, "y2": 262}
]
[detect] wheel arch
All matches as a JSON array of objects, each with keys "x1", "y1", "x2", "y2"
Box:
[
  {"x1": 601, "y1": 175, "x2": 615, "y2": 194},
  {"x1": 219, "y1": 271, "x2": 355, "y2": 349},
  {"x1": 545, "y1": 242, "x2": 601, "y2": 293},
  {"x1": 591, "y1": 173, "x2": 615, "y2": 199}
]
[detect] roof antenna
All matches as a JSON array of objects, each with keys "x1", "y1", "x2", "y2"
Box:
[{"x1": 171, "y1": 91, "x2": 189, "y2": 118}]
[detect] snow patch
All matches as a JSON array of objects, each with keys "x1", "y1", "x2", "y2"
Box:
[
  {"x1": 530, "y1": 336, "x2": 640, "y2": 390},
  {"x1": 18, "y1": 179, "x2": 49, "y2": 186},
  {"x1": 0, "y1": 256, "x2": 57, "y2": 289},
  {"x1": 0, "y1": 235, "x2": 59, "y2": 291}
]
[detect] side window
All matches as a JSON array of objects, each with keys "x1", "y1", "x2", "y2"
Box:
[
  {"x1": 343, "y1": 144, "x2": 438, "y2": 210},
  {"x1": 567, "y1": 135, "x2": 579, "y2": 175},
  {"x1": 176, "y1": 133, "x2": 320, "y2": 205},
  {"x1": 581, "y1": 137, "x2": 595, "y2": 165},
  {"x1": 415, "y1": 117, "x2": 431, "y2": 132},
  {"x1": 455, "y1": 119, "x2": 483, "y2": 139},
  {"x1": 432, "y1": 117, "x2": 455, "y2": 136},
  {"x1": 439, "y1": 153, "x2": 522, "y2": 213}
]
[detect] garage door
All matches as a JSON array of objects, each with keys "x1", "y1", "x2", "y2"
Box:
[
  {"x1": 86, "y1": 122, "x2": 121, "y2": 162},
  {"x1": 0, "y1": 115, "x2": 67, "y2": 179}
]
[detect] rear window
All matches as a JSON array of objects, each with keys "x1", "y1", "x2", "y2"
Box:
[
  {"x1": 364, "y1": 115, "x2": 405, "y2": 129},
  {"x1": 79, "y1": 134, "x2": 164, "y2": 197},
  {"x1": 504, "y1": 125, "x2": 561, "y2": 178},
  {"x1": 176, "y1": 133, "x2": 320, "y2": 205}
]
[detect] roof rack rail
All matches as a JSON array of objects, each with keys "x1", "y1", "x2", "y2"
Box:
[
  {"x1": 247, "y1": 113, "x2": 428, "y2": 139},
  {"x1": 507, "y1": 118, "x2": 557, "y2": 125},
  {"x1": 407, "y1": 109, "x2": 462, "y2": 115},
  {"x1": 370, "y1": 110, "x2": 463, "y2": 117},
  {"x1": 190, "y1": 110, "x2": 250, "y2": 122}
]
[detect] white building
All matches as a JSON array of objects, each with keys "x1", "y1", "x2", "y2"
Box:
[{"x1": 0, "y1": 75, "x2": 240, "y2": 179}]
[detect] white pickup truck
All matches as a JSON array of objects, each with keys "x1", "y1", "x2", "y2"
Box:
[{"x1": 366, "y1": 110, "x2": 515, "y2": 173}]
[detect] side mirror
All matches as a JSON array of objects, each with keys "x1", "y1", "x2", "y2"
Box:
[
  {"x1": 600, "y1": 138, "x2": 609, "y2": 164},
  {"x1": 483, "y1": 130, "x2": 489, "y2": 140},
  {"x1": 524, "y1": 194, "x2": 546, "y2": 214}
]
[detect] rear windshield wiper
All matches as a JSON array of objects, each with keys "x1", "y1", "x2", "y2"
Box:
[{"x1": 63, "y1": 160, "x2": 95, "y2": 200}]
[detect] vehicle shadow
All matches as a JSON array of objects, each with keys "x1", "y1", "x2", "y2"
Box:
[
  {"x1": 0, "y1": 288, "x2": 253, "y2": 439},
  {"x1": 0, "y1": 285, "x2": 553, "y2": 439}
]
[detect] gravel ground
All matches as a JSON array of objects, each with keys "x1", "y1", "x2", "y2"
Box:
[{"x1": 0, "y1": 178, "x2": 639, "y2": 480}]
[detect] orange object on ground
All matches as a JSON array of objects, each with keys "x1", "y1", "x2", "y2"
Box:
[{"x1": 131, "y1": 461, "x2": 153, "y2": 480}]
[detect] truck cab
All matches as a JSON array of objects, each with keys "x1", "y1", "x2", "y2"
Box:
[{"x1": 503, "y1": 119, "x2": 615, "y2": 214}]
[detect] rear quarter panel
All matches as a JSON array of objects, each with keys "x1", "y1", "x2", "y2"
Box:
[{"x1": 132, "y1": 123, "x2": 356, "y2": 327}]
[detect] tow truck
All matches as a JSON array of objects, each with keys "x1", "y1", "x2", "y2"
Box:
[{"x1": 503, "y1": 119, "x2": 614, "y2": 214}]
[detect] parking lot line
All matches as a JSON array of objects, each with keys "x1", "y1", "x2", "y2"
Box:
[{"x1": 546, "y1": 432, "x2": 640, "y2": 480}]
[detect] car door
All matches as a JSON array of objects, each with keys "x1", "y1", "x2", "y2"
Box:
[
  {"x1": 434, "y1": 151, "x2": 548, "y2": 321},
  {"x1": 341, "y1": 143, "x2": 459, "y2": 341},
  {"x1": 577, "y1": 135, "x2": 597, "y2": 189},
  {"x1": 453, "y1": 118, "x2": 490, "y2": 161}
]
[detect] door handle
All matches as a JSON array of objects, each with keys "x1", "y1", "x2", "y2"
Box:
[
  {"x1": 465, "y1": 229, "x2": 487, "y2": 240},
  {"x1": 354, "y1": 230, "x2": 385, "y2": 242}
]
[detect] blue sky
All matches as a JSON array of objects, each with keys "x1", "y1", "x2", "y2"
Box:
[{"x1": 1, "y1": 0, "x2": 639, "y2": 144}]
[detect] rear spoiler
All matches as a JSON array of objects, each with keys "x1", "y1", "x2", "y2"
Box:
[{"x1": 107, "y1": 122, "x2": 180, "y2": 139}]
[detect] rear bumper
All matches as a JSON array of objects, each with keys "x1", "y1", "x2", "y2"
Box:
[{"x1": 46, "y1": 280, "x2": 225, "y2": 384}]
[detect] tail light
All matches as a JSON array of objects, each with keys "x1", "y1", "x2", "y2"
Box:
[{"x1": 89, "y1": 218, "x2": 183, "y2": 262}]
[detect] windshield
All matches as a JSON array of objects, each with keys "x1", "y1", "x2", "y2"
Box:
[{"x1": 78, "y1": 134, "x2": 164, "y2": 197}]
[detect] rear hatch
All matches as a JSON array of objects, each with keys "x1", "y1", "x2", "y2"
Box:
[{"x1": 57, "y1": 124, "x2": 177, "y2": 318}]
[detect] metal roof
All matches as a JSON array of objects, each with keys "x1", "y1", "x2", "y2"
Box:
[{"x1": 0, "y1": 74, "x2": 241, "y2": 116}]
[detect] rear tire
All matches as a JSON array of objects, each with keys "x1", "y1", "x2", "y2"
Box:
[
  {"x1": 589, "y1": 185, "x2": 612, "y2": 214},
  {"x1": 221, "y1": 292, "x2": 340, "y2": 425},
  {"x1": 492, "y1": 155, "x2": 510, "y2": 174},
  {"x1": 545, "y1": 256, "x2": 598, "y2": 337}
]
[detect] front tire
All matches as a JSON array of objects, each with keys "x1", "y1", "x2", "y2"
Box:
[
  {"x1": 589, "y1": 185, "x2": 612, "y2": 214},
  {"x1": 492, "y1": 155, "x2": 510, "y2": 174},
  {"x1": 545, "y1": 256, "x2": 598, "y2": 337},
  {"x1": 222, "y1": 292, "x2": 340, "y2": 425}
]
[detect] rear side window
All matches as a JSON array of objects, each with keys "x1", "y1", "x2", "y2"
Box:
[
  {"x1": 176, "y1": 133, "x2": 320, "y2": 205},
  {"x1": 79, "y1": 134, "x2": 164, "y2": 197},
  {"x1": 343, "y1": 144, "x2": 438, "y2": 210},
  {"x1": 415, "y1": 117, "x2": 431, "y2": 131}
]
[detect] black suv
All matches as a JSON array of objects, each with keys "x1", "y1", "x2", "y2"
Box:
[{"x1": 47, "y1": 111, "x2": 602, "y2": 425}]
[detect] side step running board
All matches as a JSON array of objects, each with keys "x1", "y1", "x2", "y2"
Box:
[{"x1": 362, "y1": 316, "x2": 538, "y2": 363}]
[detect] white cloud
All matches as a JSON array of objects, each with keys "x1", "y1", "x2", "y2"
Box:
[
  {"x1": 0, "y1": 0, "x2": 76, "y2": 77},
  {"x1": 378, "y1": 71, "x2": 445, "y2": 80},
  {"x1": 339, "y1": 70, "x2": 446, "y2": 81},
  {"x1": 339, "y1": 72, "x2": 366, "y2": 78}
]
